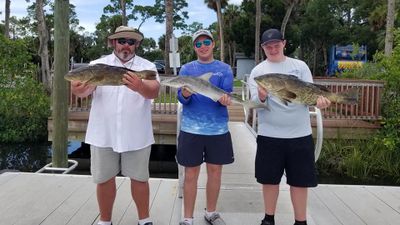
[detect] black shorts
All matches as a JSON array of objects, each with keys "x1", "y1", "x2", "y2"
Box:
[
  {"x1": 176, "y1": 131, "x2": 234, "y2": 167},
  {"x1": 255, "y1": 135, "x2": 317, "y2": 187}
]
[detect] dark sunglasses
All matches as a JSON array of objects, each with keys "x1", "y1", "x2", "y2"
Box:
[
  {"x1": 194, "y1": 39, "x2": 212, "y2": 48},
  {"x1": 117, "y1": 38, "x2": 136, "y2": 46}
]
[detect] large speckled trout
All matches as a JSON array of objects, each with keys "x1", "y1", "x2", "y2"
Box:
[
  {"x1": 254, "y1": 73, "x2": 359, "y2": 106},
  {"x1": 64, "y1": 63, "x2": 157, "y2": 85}
]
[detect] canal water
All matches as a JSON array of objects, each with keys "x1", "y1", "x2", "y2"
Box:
[{"x1": 0, "y1": 142, "x2": 178, "y2": 178}]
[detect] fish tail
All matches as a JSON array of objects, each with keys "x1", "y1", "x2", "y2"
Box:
[
  {"x1": 336, "y1": 87, "x2": 359, "y2": 104},
  {"x1": 242, "y1": 100, "x2": 270, "y2": 110}
]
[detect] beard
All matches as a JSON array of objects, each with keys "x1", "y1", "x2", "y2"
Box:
[{"x1": 115, "y1": 48, "x2": 135, "y2": 62}]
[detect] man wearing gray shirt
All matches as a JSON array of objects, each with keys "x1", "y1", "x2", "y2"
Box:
[{"x1": 248, "y1": 29, "x2": 331, "y2": 225}]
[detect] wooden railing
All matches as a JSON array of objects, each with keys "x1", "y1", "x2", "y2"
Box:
[
  {"x1": 314, "y1": 78, "x2": 384, "y2": 120},
  {"x1": 68, "y1": 76, "x2": 384, "y2": 121}
]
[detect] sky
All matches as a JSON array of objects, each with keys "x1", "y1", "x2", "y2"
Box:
[{"x1": 0, "y1": 0, "x2": 243, "y2": 41}]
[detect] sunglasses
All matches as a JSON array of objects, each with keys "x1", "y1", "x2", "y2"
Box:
[
  {"x1": 194, "y1": 39, "x2": 212, "y2": 48},
  {"x1": 117, "y1": 38, "x2": 136, "y2": 46}
]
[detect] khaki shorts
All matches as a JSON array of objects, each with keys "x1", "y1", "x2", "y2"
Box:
[{"x1": 90, "y1": 145, "x2": 151, "y2": 184}]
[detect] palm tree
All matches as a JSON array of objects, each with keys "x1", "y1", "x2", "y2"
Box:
[
  {"x1": 255, "y1": 0, "x2": 261, "y2": 64},
  {"x1": 4, "y1": 0, "x2": 10, "y2": 38},
  {"x1": 120, "y1": 0, "x2": 127, "y2": 26},
  {"x1": 165, "y1": 0, "x2": 173, "y2": 75},
  {"x1": 36, "y1": 0, "x2": 51, "y2": 92},
  {"x1": 384, "y1": 0, "x2": 395, "y2": 56},
  {"x1": 224, "y1": 4, "x2": 240, "y2": 66},
  {"x1": 281, "y1": 0, "x2": 306, "y2": 38},
  {"x1": 205, "y1": 0, "x2": 228, "y2": 62}
]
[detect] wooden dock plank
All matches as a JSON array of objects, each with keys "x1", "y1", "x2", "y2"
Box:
[
  {"x1": 40, "y1": 175, "x2": 96, "y2": 225},
  {"x1": 0, "y1": 174, "x2": 62, "y2": 212},
  {"x1": 1, "y1": 174, "x2": 69, "y2": 224},
  {"x1": 13, "y1": 175, "x2": 88, "y2": 225},
  {"x1": 365, "y1": 186, "x2": 400, "y2": 214},
  {"x1": 312, "y1": 185, "x2": 365, "y2": 225},
  {"x1": 329, "y1": 185, "x2": 400, "y2": 225}
]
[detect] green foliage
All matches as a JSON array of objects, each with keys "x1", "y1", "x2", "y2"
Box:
[
  {"x1": 153, "y1": 0, "x2": 189, "y2": 29},
  {"x1": 371, "y1": 30, "x2": 400, "y2": 153},
  {"x1": 0, "y1": 35, "x2": 50, "y2": 143},
  {"x1": 317, "y1": 28, "x2": 400, "y2": 185},
  {"x1": 317, "y1": 138, "x2": 400, "y2": 185},
  {"x1": 341, "y1": 62, "x2": 383, "y2": 79}
]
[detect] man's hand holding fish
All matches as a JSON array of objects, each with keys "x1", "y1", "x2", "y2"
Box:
[
  {"x1": 70, "y1": 80, "x2": 96, "y2": 97},
  {"x1": 122, "y1": 71, "x2": 159, "y2": 99}
]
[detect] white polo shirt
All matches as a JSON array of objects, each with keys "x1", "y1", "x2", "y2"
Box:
[{"x1": 85, "y1": 53, "x2": 159, "y2": 153}]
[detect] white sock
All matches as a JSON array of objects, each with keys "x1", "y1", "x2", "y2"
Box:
[
  {"x1": 183, "y1": 218, "x2": 193, "y2": 225},
  {"x1": 138, "y1": 217, "x2": 152, "y2": 225},
  {"x1": 205, "y1": 209, "x2": 216, "y2": 218},
  {"x1": 97, "y1": 221, "x2": 112, "y2": 225}
]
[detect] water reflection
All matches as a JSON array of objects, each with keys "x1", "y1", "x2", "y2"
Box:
[{"x1": 0, "y1": 142, "x2": 50, "y2": 173}]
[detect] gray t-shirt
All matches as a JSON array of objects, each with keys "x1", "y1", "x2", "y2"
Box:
[{"x1": 248, "y1": 57, "x2": 313, "y2": 138}]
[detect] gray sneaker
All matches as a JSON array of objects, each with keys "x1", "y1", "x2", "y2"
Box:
[
  {"x1": 204, "y1": 212, "x2": 226, "y2": 225},
  {"x1": 179, "y1": 221, "x2": 191, "y2": 225}
]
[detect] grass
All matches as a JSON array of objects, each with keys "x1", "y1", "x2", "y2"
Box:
[
  {"x1": 154, "y1": 93, "x2": 178, "y2": 103},
  {"x1": 316, "y1": 137, "x2": 400, "y2": 185}
]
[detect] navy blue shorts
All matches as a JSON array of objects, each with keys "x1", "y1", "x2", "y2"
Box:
[
  {"x1": 255, "y1": 135, "x2": 318, "y2": 187},
  {"x1": 176, "y1": 131, "x2": 234, "y2": 167}
]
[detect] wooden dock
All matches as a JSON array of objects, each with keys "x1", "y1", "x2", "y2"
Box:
[{"x1": 2, "y1": 122, "x2": 399, "y2": 225}]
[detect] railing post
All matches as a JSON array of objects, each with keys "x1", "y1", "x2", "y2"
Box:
[
  {"x1": 176, "y1": 103, "x2": 184, "y2": 198},
  {"x1": 310, "y1": 107, "x2": 324, "y2": 162}
]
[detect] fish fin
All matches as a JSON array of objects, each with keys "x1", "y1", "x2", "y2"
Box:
[
  {"x1": 279, "y1": 98, "x2": 291, "y2": 105},
  {"x1": 336, "y1": 87, "x2": 359, "y2": 105},
  {"x1": 277, "y1": 89, "x2": 296, "y2": 100},
  {"x1": 313, "y1": 83, "x2": 330, "y2": 92},
  {"x1": 197, "y1": 72, "x2": 213, "y2": 81}
]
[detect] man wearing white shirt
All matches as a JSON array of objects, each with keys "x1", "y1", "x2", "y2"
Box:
[{"x1": 71, "y1": 26, "x2": 159, "y2": 225}]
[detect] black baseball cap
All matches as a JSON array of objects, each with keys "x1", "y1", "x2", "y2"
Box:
[{"x1": 261, "y1": 29, "x2": 284, "y2": 45}]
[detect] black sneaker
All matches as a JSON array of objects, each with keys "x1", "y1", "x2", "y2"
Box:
[
  {"x1": 139, "y1": 223, "x2": 153, "y2": 225},
  {"x1": 260, "y1": 219, "x2": 275, "y2": 225}
]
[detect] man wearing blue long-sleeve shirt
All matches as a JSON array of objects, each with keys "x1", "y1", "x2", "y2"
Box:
[{"x1": 177, "y1": 29, "x2": 234, "y2": 225}]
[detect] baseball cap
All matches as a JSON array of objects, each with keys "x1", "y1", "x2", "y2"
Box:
[
  {"x1": 192, "y1": 29, "x2": 214, "y2": 43},
  {"x1": 107, "y1": 26, "x2": 144, "y2": 47},
  {"x1": 261, "y1": 29, "x2": 284, "y2": 45}
]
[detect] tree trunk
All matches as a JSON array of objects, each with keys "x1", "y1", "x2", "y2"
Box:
[
  {"x1": 312, "y1": 41, "x2": 318, "y2": 76},
  {"x1": 255, "y1": 0, "x2": 261, "y2": 64},
  {"x1": 52, "y1": 0, "x2": 70, "y2": 168},
  {"x1": 4, "y1": 0, "x2": 10, "y2": 38},
  {"x1": 216, "y1": 0, "x2": 224, "y2": 62},
  {"x1": 281, "y1": 1, "x2": 296, "y2": 38},
  {"x1": 36, "y1": 0, "x2": 51, "y2": 92},
  {"x1": 120, "y1": 0, "x2": 127, "y2": 26},
  {"x1": 384, "y1": 0, "x2": 395, "y2": 56},
  {"x1": 165, "y1": 0, "x2": 173, "y2": 75}
]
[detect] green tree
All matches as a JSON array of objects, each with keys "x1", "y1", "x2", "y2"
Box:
[
  {"x1": 103, "y1": 0, "x2": 135, "y2": 26},
  {"x1": 205, "y1": 0, "x2": 229, "y2": 62},
  {"x1": 0, "y1": 34, "x2": 50, "y2": 143}
]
